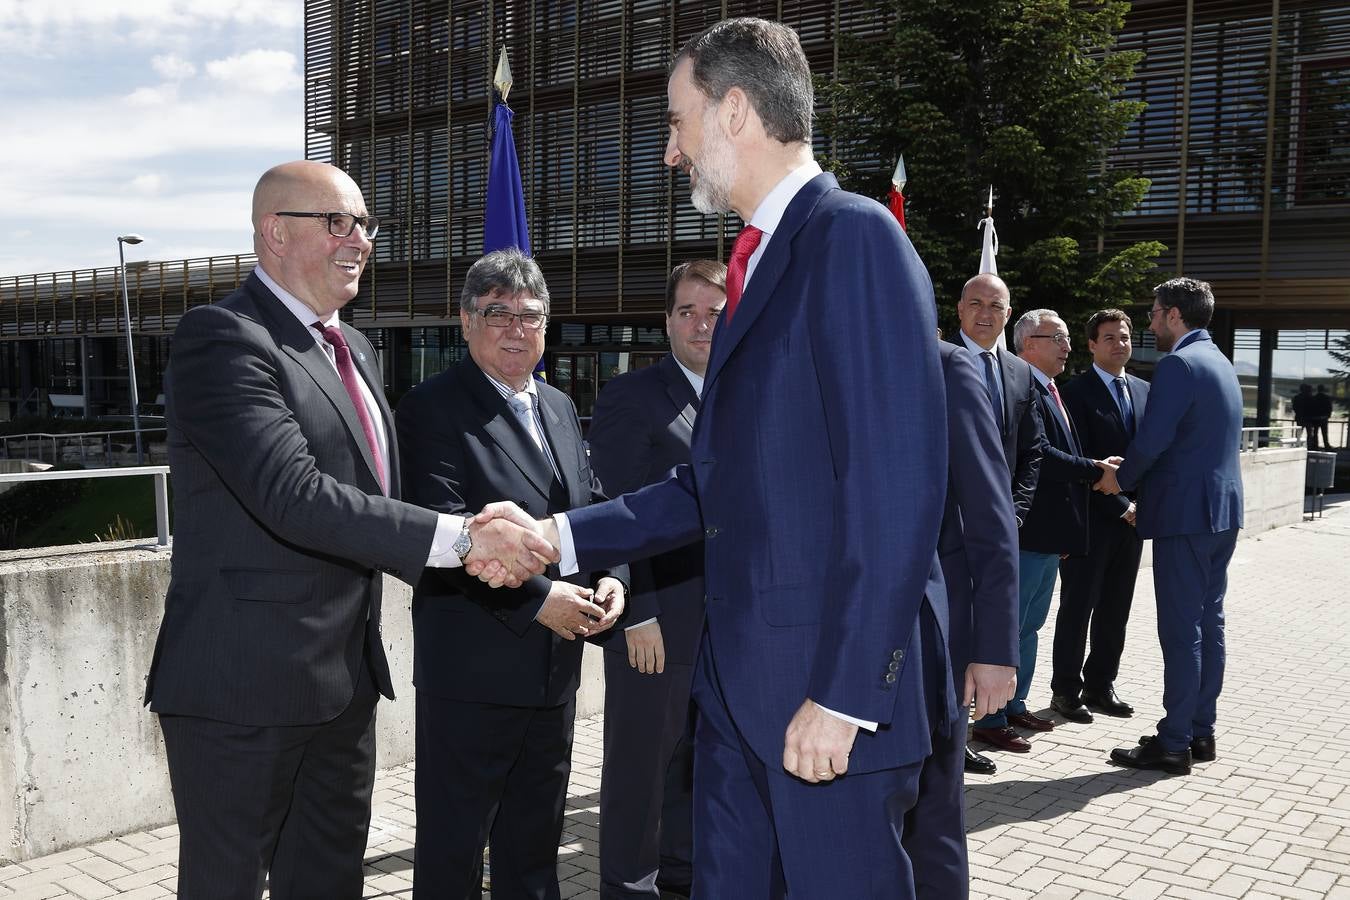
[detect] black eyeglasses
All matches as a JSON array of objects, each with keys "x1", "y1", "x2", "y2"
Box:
[
  {"x1": 276, "y1": 211, "x2": 380, "y2": 240},
  {"x1": 476, "y1": 305, "x2": 548, "y2": 331}
]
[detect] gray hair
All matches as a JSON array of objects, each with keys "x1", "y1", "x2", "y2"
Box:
[
  {"x1": 1153, "y1": 277, "x2": 1214, "y2": 330},
  {"x1": 1013, "y1": 308, "x2": 1063, "y2": 353},
  {"x1": 676, "y1": 18, "x2": 813, "y2": 145},
  {"x1": 460, "y1": 249, "x2": 550, "y2": 314}
]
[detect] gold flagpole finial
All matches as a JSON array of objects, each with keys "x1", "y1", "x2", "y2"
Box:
[{"x1": 494, "y1": 47, "x2": 513, "y2": 101}]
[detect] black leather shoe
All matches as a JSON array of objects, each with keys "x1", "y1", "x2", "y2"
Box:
[
  {"x1": 1111, "y1": 736, "x2": 1191, "y2": 775},
  {"x1": 1050, "y1": 694, "x2": 1094, "y2": 724},
  {"x1": 964, "y1": 744, "x2": 997, "y2": 775},
  {"x1": 1083, "y1": 687, "x2": 1134, "y2": 717},
  {"x1": 1141, "y1": 734, "x2": 1215, "y2": 762}
]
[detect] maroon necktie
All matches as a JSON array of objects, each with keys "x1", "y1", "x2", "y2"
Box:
[
  {"x1": 1047, "y1": 379, "x2": 1071, "y2": 433},
  {"x1": 315, "y1": 324, "x2": 388, "y2": 494},
  {"x1": 724, "y1": 225, "x2": 763, "y2": 322}
]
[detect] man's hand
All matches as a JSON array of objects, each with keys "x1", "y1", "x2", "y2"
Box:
[
  {"x1": 464, "y1": 502, "x2": 560, "y2": 588},
  {"x1": 625, "y1": 620, "x2": 666, "y2": 674},
  {"x1": 1123, "y1": 501, "x2": 1137, "y2": 527},
  {"x1": 964, "y1": 663, "x2": 1016, "y2": 720},
  {"x1": 782, "y1": 699, "x2": 858, "y2": 784},
  {"x1": 1094, "y1": 459, "x2": 1122, "y2": 495},
  {"x1": 590, "y1": 577, "x2": 626, "y2": 636},
  {"x1": 535, "y1": 581, "x2": 605, "y2": 640}
]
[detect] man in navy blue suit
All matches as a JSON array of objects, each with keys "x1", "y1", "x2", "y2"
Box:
[
  {"x1": 1054, "y1": 309, "x2": 1151, "y2": 723},
  {"x1": 587, "y1": 260, "x2": 725, "y2": 899},
  {"x1": 1102, "y1": 278, "x2": 1243, "y2": 776},
  {"x1": 486, "y1": 17, "x2": 954, "y2": 898}
]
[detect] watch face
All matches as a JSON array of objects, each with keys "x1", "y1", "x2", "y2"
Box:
[{"x1": 452, "y1": 529, "x2": 472, "y2": 557}]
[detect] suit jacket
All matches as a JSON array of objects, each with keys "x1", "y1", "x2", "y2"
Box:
[
  {"x1": 936, "y1": 344, "x2": 1019, "y2": 674},
  {"x1": 568, "y1": 173, "x2": 955, "y2": 775},
  {"x1": 396, "y1": 356, "x2": 627, "y2": 708},
  {"x1": 585, "y1": 353, "x2": 706, "y2": 666},
  {"x1": 947, "y1": 337, "x2": 1045, "y2": 526},
  {"x1": 1061, "y1": 369, "x2": 1150, "y2": 524},
  {"x1": 145, "y1": 271, "x2": 439, "y2": 727},
  {"x1": 1018, "y1": 374, "x2": 1100, "y2": 557},
  {"x1": 1116, "y1": 330, "x2": 1244, "y2": 538}
]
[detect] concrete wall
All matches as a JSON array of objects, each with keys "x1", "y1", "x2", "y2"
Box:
[
  {"x1": 0, "y1": 542, "x2": 606, "y2": 864},
  {"x1": 0, "y1": 444, "x2": 1305, "y2": 863}
]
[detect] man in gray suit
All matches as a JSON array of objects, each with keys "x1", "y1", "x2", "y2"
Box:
[
  {"x1": 144, "y1": 160, "x2": 553, "y2": 899},
  {"x1": 588, "y1": 259, "x2": 725, "y2": 899}
]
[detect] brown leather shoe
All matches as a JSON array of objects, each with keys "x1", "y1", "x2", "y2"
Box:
[
  {"x1": 1007, "y1": 710, "x2": 1055, "y2": 732},
  {"x1": 971, "y1": 726, "x2": 1032, "y2": 752}
]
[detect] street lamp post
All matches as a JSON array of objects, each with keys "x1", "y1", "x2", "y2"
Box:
[{"x1": 117, "y1": 234, "x2": 146, "y2": 465}]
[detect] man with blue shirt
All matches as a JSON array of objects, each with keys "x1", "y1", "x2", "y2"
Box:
[{"x1": 1099, "y1": 278, "x2": 1243, "y2": 776}]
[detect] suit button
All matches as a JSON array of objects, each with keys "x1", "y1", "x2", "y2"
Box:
[
  {"x1": 518, "y1": 500, "x2": 530, "y2": 511},
  {"x1": 885, "y1": 673, "x2": 897, "y2": 684},
  {"x1": 705, "y1": 526, "x2": 719, "y2": 538},
  {"x1": 888, "y1": 660, "x2": 900, "y2": 672},
  {"x1": 892, "y1": 649, "x2": 904, "y2": 661}
]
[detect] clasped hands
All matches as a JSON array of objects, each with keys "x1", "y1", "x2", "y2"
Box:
[
  {"x1": 1093, "y1": 455, "x2": 1125, "y2": 496},
  {"x1": 461, "y1": 502, "x2": 624, "y2": 636}
]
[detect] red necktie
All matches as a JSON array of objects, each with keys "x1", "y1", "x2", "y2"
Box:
[
  {"x1": 316, "y1": 324, "x2": 388, "y2": 494},
  {"x1": 724, "y1": 225, "x2": 763, "y2": 322},
  {"x1": 1047, "y1": 379, "x2": 1071, "y2": 433}
]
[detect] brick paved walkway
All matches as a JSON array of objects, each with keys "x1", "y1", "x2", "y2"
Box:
[{"x1": 3, "y1": 500, "x2": 1348, "y2": 899}]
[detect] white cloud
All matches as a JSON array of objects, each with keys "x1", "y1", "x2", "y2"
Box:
[
  {"x1": 127, "y1": 83, "x2": 180, "y2": 106},
  {"x1": 206, "y1": 49, "x2": 301, "y2": 94},
  {"x1": 151, "y1": 53, "x2": 196, "y2": 80},
  {"x1": 0, "y1": 1, "x2": 301, "y2": 32},
  {"x1": 130, "y1": 174, "x2": 165, "y2": 195}
]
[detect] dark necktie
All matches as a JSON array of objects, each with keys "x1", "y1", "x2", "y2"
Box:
[
  {"x1": 1114, "y1": 376, "x2": 1135, "y2": 438},
  {"x1": 315, "y1": 324, "x2": 388, "y2": 494},
  {"x1": 724, "y1": 225, "x2": 764, "y2": 322},
  {"x1": 980, "y1": 350, "x2": 1006, "y2": 433}
]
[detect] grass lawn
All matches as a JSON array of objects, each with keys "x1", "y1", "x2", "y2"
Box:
[{"x1": 21, "y1": 476, "x2": 166, "y2": 548}]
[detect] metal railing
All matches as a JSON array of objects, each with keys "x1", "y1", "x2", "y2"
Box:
[
  {"x1": 0, "y1": 428, "x2": 167, "y2": 466},
  {"x1": 0, "y1": 465, "x2": 171, "y2": 548},
  {"x1": 1240, "y1": 425, "x2": 1306, "y2": 452}
]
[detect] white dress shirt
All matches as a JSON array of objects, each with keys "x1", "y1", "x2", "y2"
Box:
[{"x1": 255, "y1": 265, "x2": 465, "y2": 569}]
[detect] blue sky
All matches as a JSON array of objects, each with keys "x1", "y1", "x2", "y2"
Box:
[{"x1": 0, "y1": 1, "x2": 304, "y2": 277}]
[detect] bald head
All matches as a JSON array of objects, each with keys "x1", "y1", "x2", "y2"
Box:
[
  {"x1": 251, "y1": 160, "x2": 372, "y2": 317},
  {"x1": 957, "y1": 273, "x2": 1012, "y2": 351}
]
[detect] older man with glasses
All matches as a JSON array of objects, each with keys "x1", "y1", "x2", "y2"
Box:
[{"x1": 396, "y1": 248, "x2": 628, "y2": 898}]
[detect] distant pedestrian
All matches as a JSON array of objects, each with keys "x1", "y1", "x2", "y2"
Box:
[
  {"x1": 1310, "y1": 385, "x2": 1334, "y2": 450},
  {"x1": 1292, "y1": 384, "x2": 1314, "y2": 448}
]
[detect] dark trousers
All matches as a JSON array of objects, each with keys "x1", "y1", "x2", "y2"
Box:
[
  {"x1": 902, "y1": 709, "x2": 968, "y2": 900},
  {"x1": 159, "y1": 659, "x2": 379, "y2": 900},
  {"x1": 1152, "y1": 530, "x2": 1236, "y2": 752},
  {"x1": 689, "y1": 631, "x2": 948, "y2": 900},
  {"x1": 413, "y1": 692, "x2": 576, "y2": 900},
  {"x1": 599, "y1": 650, "x2": 695, "y2": 898},
  {"x1": 1052, "y1": 517, "x2": 1144, "y2": 698}
]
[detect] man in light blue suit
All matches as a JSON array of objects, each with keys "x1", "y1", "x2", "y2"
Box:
[
  {"x1": 1098, "y1": 277, "x2": 1243, "y2": 776},
  {"x1": 490, "y1": 17, "x2": 955, "y2": 899}
]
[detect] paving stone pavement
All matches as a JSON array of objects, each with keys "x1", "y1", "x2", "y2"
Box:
[{"x1": 3, "y1": 500, "x2": 1348, "y2": 899}]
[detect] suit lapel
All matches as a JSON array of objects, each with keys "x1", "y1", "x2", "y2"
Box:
[
  {"x1": 1089, "y1": 372, "x2": 1129, "y2": 438},
  {"x1": 535, "y1": 387, "x2": 579, "y2": 501},
  {"x1": 463, "y1": 359, "x2": 557, "y2": 498},
  {"x1": 658, "y1": 354, "x2": 699, "y2": 433},
  {"x1": 704, "y1": 173, "x2": 837, "y2": 393},
  {"x1": 252, "y1": 278, "x2": 383, "y2": 491},
  {"x1": 997, "y1": 350, "x2": 1020, "y2": 437}
]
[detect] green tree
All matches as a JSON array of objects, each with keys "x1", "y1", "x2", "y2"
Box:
[
  {"x1": 818, "y1": 0, "x2": 1165, "y2": 334},
  {"x1": 1329, "y1": 333, "x2": 1350, "y2": 413}
]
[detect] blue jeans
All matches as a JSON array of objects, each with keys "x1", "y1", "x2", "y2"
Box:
[{"x1": 974, "y1": 551, "x2": 1060, "y2": 729}]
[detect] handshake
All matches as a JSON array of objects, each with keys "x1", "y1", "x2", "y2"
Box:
[
  {"x1": 460, "y1": 502, "x2": 624, "y2": 640},
  {"x1": 1093, "y1": 457, "x2": 1137, "y2": 526}
]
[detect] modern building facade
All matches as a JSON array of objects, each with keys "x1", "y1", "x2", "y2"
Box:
[{"x1": 1, "y1": 0, "x2": 1347, "y2": 432}]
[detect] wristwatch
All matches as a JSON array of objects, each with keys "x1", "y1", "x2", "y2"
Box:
[{"x1": 451, "y1": 520, "x2": 474, "y2": 562}]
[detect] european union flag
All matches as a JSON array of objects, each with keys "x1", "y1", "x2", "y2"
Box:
[{"x1": 484, "y1": 99, "x2": 531, "y2": 256}]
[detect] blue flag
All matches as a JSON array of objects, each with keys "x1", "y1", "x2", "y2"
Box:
[{"x1": 484, "y1": 99, "x2": 531, "y2": 255}]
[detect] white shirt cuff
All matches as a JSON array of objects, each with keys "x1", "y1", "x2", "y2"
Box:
[
  {"x1": 816, "y1": 703, "x2": 878, "y2": 732},
  {"x1": 425, "y1": 514, "x2": 467, "y2": 568},
  {"x1": 554, "y1": 512, "x2": 580, "y2": 576},
  {"x1": 625, "y1": 617, "x2": 657, "y2": 631}
]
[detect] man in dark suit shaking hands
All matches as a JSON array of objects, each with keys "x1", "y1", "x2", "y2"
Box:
[
  {"x1": 587, "y1": 259, "x2": 725, "y2": 899},
  {"x1": 396, "y1": 250, "x2": 627, "y2": 898},
  {"x1": 1054, "y1": 309, "x2": 1150, "y2": 723},
  {"x1": 1102, "y1": 278, "x2": 1243, "y2": 776},
  {"x1": 478, "y1": 19, "x2": 956, "y2": 897},
  {"x1": 145, "y1": 161, "x2": 554, "y2": 899}
]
